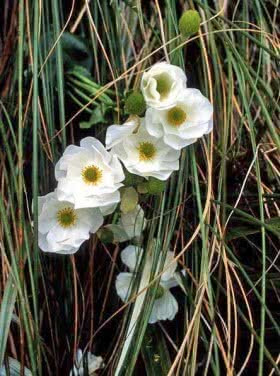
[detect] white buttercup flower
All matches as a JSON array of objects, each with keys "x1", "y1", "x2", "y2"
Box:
[
  {"x1": 141, "y1": 62, "x2": 187, "y2": 110},
  {"x1": 55, "y1": 137, "x2": 125, "y2": 211},
  {"x1": 146, "y1": 88, "x2": 213, "y2": 150},
  {"x1": 119, "y1": 205, "x2": 146, "y2": 239},
  {"x1": 115, "y1": 245, "x2": 179, "y2": 324},
  {"x1": 70, "y1": 349, "x2": 104, "y2": 376},
  {"x1": 38, "y1": 190, "x2": 103, "y2": 254},
  {"x1": 106, "y1": 119, "x2": 180, "y2": 181}
]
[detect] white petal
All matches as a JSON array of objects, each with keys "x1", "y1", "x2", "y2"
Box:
[
  {"x1": 87, "y1": 353, "x2": 104, "y2": 373},
  {"x1": 55, "y1": 145, "x2": 82, "y2": 180},
  {"x1": 120, "y1": 205, "x2": 146, "y2": 239},
  {"x1": 38, "y1": 208, "x2": 57, "y2": 234},
  {"x1": 163, "y1": 134, "x2": 197, "y2": 150},
  {"x1": 110, "y1": 154, "x2": 125, "y2": 183},
  {"x1": 205, "y1": 118, "x2": 213, "y2": 134},
  {"x1": 38, "y1": 231, "x2": 52, "y2": 253},
  {"x1": 121, "y1": 245, "x2": 143, "y2": 271},
  {"x1": 38, "y1": 191, "x2": 56, "y2": 213},
  {"x1": 115, "y1": 272, "x2": 133, "y2": 302},
  {"x1": 106, "y1": 119, "x2": 137, "y2": 149},
  {"x1": 178, "y1": 122, "x2": 210, "y2": 139},
  {"x1": 161, "y1": 251, "x2": 177, "y2": 281},
  {"x1": 73, "y1": 190, "x2": 121, "y2": 210},
  {"x1": 99, "y1": 202, "x2": 118, "y2": 216},
  {"x1": 180, "y1": 88, "x2": 213, "y2": 123},
  {"x1": 80, "y1": 136, "x2": 107, "y2": 155},
  {"x1": 77, "y1": 207, "x2": 104, "y2": 233},
  {"x1": 145, "y1": 108, "x2": 164, "y2": 138},
  {"x1": 149, "y1": 289, "x2": 178, "y2": 324}
]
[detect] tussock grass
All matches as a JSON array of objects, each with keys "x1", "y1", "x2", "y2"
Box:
[{"x1": 0, "y1": 1, "x2": 279, "y2": 375}]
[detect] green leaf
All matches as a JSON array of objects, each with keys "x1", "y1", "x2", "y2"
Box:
[
  {"x1": 61, "y1": 32, "x2": 93, "y2": 71},
  {"x1": 141, "y1": 326, "x2": 171, "y2": 376},
  {"x1": 104, "y1": 224, "x2": 130, "y2": 243},
  {"x1": 97, "y1": 227, "x2": 114, "y2": 244},
  {"x1": 123, "y1": 171, "x2": 144, "y2": 187},
  {"x1": 80, "y1": 103, "x2": 111, "y2": 129},
  {"x1": 137, "y1": 182, "x2": 149, "y2": 194},
  {"x1": 266, "y1": 217, "x2": 280, "y2": 232},
  {"x1": 226, "y1": 226, "x2": 260, "y2": 241},
  {"x1": 120, "y1": 187, "x2": 138, "y2": 214},
  {"x1": 0, "y1": 274, "x2": 17, "y2": 367},
  {"x1": 226, "y1": 217, "x2": 280, "y2": 240},
  {"x1": 147, "y1": 178, "x2": 166, "y2": 194}
]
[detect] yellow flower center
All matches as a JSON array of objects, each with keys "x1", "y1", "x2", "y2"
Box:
[
  {"x1": 155, "y1": 285, "x2": 165, "y2": 300},
  {"x1": 56, "y1": 207, "x2": 77, "y2": 228},
  {"x1": 138, "y1": 142, "x2": 157, "y2": 161},
  {"x1": 155, "y1": 73, "x2": 172, "y2": 99},
  {"x1": 82, "y1": 165, "x2": 103, "y2": 185},
  {"x1": 167, "y1": 106, "x2": 187, "y2": 127}
]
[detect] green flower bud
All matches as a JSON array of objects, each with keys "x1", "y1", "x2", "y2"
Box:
[
  {"x1": 147, "y1": 178, "x2": 166, "y2": 195},
  {"x1": 179, "y1": 10, "x2": 201, "y2": 38},
  {"x1": 124, "y1": 91, "x2": 146, "y2": 115}
]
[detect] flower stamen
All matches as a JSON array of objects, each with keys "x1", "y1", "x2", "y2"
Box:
[
  {"x1": 166, "y1": 106, "x2": 187, "y2": 127},
  {"x1": 82, "y1": 165, "x2": 103, "y2": 185},
  {"x1": 56, "y1": 207, "x2": 77, "y2": 228},
  {"x1": 138, "y1": 142, "x2": 157, "y2": 161}
]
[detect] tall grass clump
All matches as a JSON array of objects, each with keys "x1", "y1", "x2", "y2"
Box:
[{"x1": 0, "y1": 1, "x2": 279, "y2": 375}]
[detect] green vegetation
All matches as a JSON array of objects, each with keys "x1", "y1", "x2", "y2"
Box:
[{"x1": 0, "y1": 1, "x2": 279, "y2": 375}]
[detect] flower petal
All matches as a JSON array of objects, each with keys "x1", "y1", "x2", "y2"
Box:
[
  {"x1": 106, "y1": 119, "x2": 137, "y2": 149},
  {"x1": 121, "y1": 245, "x2": 143, "y2": 271},
  {"x1": 115, "y1": 272, "x2": 134, "y2": 302},
  {"x1": 120, "y1": 205, "x2": 146, "y2": 239},
  {"x1": 149, "y1": 289, "x2": 178, "y2": 324},
  {"x1": 161, "y1": 250, "x2": 177, "y2": 281}
]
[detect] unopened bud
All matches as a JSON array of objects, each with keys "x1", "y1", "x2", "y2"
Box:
[
  {"x1": 124, "y1": 91, "x2": 146, "y2": 115},
  {"x1": 179, "y1": 10, "x2": 201, "y2": 38}
]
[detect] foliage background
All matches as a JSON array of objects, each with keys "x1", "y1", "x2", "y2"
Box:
[{"x1": 0, "y1": 0, "x2": 279, "y2": 375}]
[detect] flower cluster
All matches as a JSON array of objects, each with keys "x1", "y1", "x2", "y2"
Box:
[
  {"x1": 39, "y1": 62, "x2": 212, "y2": 254},
  {"x1": 38, "y1": 61, "x2": 213, "y2": 322},
  {"x1": 115, "y1": 244, "x2": 183, "y2": 324}
]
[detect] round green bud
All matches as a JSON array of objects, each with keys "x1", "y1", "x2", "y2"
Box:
[
  {"x1": 124, "y1": 91, "x2": 146, "y2": 115},
  {"x1": 179, "y1": 10, "x2": 201, "y2": 38},
  {"x1": 147, "y1": 178, "x2": 166, "y2": 195},
  {"x1": 97, "y1": 228, "x2": 114, "y2": 244}
]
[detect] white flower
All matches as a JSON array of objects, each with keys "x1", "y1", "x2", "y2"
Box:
[
  {"x1": 38, "y1": 190, "x2": 103, "y2": 254},
  {"x1": 70, "y1": 349, "x2": 104, "y2": 376},
  {"x1": 141, "y1": 62, "x2": 187, "y2": 110},
  {"x1": 55, "y1": 137, "x2": 125, "y2": 211},
  {"x1": 106, "y1": 119, "x2": 180, "y2": 181},
  {"x1": 146, "y1": 88, "x2": 213, "y2": 150},
  {"x1": 115, "y1": 245, "x2": 179, "y2": 324},
  {"x1": 119, "y1": 205, "x2": 146, "y2": 239}
]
